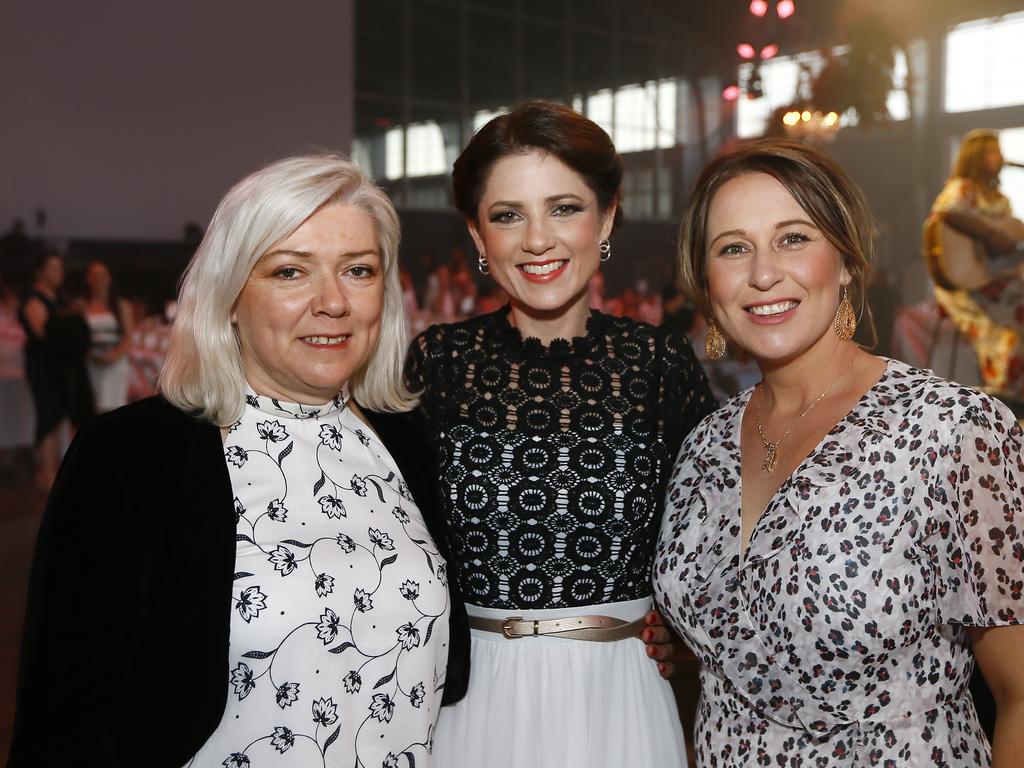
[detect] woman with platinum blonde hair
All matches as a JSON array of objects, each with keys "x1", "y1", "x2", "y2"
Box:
[{"x1": 10, "y1": 153, "x2": 469, "y2": 768}]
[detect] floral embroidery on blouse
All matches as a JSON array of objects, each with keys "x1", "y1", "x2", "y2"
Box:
[{"x1": 185, "y1": 387, "x2": 450, "y2": 768}]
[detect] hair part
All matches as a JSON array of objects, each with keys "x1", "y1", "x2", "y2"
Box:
[
  {"x1": 452, "y1": 100, "x2": 624, "y2": 232},
  {"x1": 160, "y1": 153, "x2": 415, "y2": 426},
  {"x1": 679, "y1": 139, "x2": 877, "y2": 346}
]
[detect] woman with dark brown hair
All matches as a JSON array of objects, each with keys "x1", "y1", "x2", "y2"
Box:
[
  {"x1": 654, "y1": 139, "x2": 1023, "y2": 766},
  {"x1": 407, "y1": 100, "x2": 716, "y2": 767}
]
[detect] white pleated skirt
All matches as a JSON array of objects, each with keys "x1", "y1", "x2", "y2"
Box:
[{"x1": 432, "y1": 597, "x2": 688, "y2": 768}]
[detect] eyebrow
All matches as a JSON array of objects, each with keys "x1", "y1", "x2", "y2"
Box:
[
  {"x1": 707, "y1": 218, "x2": 817, "y2": 247},
  {"x1": 487, "y1": 193, "x2": 585, "y2": 211},
  {"x1": 261, "y1": 248, "x2": 380, "y2": 260}
]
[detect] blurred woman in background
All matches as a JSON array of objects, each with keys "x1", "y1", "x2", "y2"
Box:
[
  {"x1": 18, "y1": 250, "x2": 93, "y2": 487},
  {"x1": 81, "y1": 259, "x2": 134, "y2": 412}
]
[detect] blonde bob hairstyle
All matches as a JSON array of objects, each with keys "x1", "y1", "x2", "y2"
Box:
[
  {"x1": 951, "y1": 128, "x2": 1001, "y2": 186},
  {"x1": 679, "y1": 139, "x2": 876, "y2": 333},
  {"x1": 160, "y1": 153, "x2": 415, "y2": 426}
]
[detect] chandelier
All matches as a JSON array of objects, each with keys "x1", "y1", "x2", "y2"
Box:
[{"x1": 781, "y1": 109, "x2": 842, "y2": 143}]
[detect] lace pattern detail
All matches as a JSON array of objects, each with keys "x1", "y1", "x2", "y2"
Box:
[{"x1": 407, "y1": 307, "x2": 716, "y2": 609}]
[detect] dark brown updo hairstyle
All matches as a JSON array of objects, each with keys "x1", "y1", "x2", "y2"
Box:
[
  {"x1": 679, "y1": 139, "x2": 876, "y2": 326},
  {"x1": 452, "y1": 100, "x2": 624, "y2": 233}
]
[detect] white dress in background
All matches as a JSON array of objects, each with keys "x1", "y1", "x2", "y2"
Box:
[
  {"x1": 185, "y1": 389, "x2": 450, "y2": 768},
  {"x1": 85, "y1": 310, "x2": 129, "y2": 412}
]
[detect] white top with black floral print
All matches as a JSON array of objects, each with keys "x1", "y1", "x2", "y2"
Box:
[{"x1": 185, "y1": 387, "x2": 450, "y2": 768}]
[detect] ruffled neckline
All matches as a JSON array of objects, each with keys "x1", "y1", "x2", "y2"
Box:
[
  {"x1": 491, "y1": 304, "x2": 604, "y2": 361},
  {"x1": 243, "y1": 384, "x2": 348, "y2": 420}
]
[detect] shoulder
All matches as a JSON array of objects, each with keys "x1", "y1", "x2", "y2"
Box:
[
  {"x1": 874, "y1": 358, "x2": 995, "y2": 418},
  {"x1": 409, "y1": 310, "x2": 507, "y2": 372},
  {"x1": 597, "y1": 313, "x2": 693, "y2": 362},
  {"x1": 75, "y1": 396, "x2": 216, "y2": 459},
  {"x1": 414, "y1": 310, "x2": 502, "y2": 353}
]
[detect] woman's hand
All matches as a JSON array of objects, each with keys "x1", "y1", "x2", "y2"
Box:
[
  {"x1": 971, "y1": 625, "x2": 1024, "y2": 767},
  {"x1": 641, "y1": 609, "x2": 678, "y2": 679}
]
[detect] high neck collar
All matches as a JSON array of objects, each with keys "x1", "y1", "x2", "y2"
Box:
[
  {"x1": 493, "y1": 304, "x2": 604, "y2": 361},
  {"x1": 243, "y1": 384, "x2": 348, "y2": 420}
]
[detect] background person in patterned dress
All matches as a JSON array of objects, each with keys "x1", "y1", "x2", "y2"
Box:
[
  {"x1": 409, "y1": 101, "x2": 717, "y2": 768},
  {"x1": 9, "y1": 154, "x2": 468, "y2": 768},
  {"x1": 927, "y1": 129, "x2": 1024, "y2": 400},
  {"x1": 654, "y1": 139, "x2": 1024, "y2": 766}
]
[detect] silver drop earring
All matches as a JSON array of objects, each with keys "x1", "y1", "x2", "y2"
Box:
[
  {"x1": 477, "y1": 251, "x2": 489, "y2": 275},
  {"x1": 599, "y1": 239, "x2": 611, "y2": 262}
]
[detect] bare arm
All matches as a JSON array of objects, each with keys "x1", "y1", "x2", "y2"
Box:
[
  {"x1": 970, "y1": 625, "x2": 1024, "y2": 766},
  {"x1": 22, "y1": 297, "x2": 47, "y2": 338},
  {"x1": 109, "y1": 298, "x2": 136, "y2": 361},
  {"x1": 942, "y1": 210, "x2": 1024, "y2": 253}
]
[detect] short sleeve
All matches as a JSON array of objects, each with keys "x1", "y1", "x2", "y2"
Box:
[
  {"x1": 931, "y1": 178, "x2": 978, "y2": 216},
  {"x1": 934, "y1": 401, "x2": 1024, "y2": 626}
]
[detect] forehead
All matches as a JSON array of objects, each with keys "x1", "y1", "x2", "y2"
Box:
[
  {"x1": 708, "y1": 172, "x2": 805, "y2": 225},
  {"x1": 482, "y1": 150, "x2": 592, "y2": 199},
  {"x1": 272, "y1": 202, "x2": 380, "y2": 252}
]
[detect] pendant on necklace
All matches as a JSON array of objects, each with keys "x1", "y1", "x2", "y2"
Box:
[{"x1": 761, "y1": 442, "x2": 778, "y2": 473}]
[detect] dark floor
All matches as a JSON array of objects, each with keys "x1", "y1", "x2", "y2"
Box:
[{"x1": 0, "y1": 451, "x2": 47, "y2": 762}]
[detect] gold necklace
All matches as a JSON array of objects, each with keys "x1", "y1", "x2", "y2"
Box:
[{"x1": 753, "y1": 377, "x2": 839, "y2": 473}]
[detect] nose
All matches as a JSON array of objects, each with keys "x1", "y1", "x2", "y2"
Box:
[
  {"x1": 522, "y1": 217, "x2": 556, "y2": 255},
  {"x1": 747, "y1": 247, "x2": 783, "y2": 291},
  {"x1": 311, "y1": 273, "x2": 350, "y2": 317}
]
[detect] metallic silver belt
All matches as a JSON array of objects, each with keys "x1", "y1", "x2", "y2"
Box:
[{"x1": 468, "y1": 614, "x2": 646, "y2": 641}]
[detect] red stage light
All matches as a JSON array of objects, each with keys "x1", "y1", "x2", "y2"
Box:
[
  {"x1": 776, "y1": 0, "x2": 795, "y2": 19},
  {"x1": 749, "y1": 0, "x2": 768, "y2": 16},
  {"x1": 722, "y1": 84, "x2": 741, "y2": 101},
  {"x1": 373, "y1": 117, "x2": 394, "y2": 128},
  {"x1": 737, "y1": 43, "x2": 756, "y2": 59},
  {"x1": 760, "y1": 44, "x2": 779, "y2": 60}
]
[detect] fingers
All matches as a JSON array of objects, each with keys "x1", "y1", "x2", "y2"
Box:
[
  {"x1": 657, "y1": 661, "x2": 676, "y2": 679},
  {"x1": 642, "y1": 625, "x2": 671, "y2": 645}
]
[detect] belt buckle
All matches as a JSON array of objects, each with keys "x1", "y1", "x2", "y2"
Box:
[{"x1": 501, "y1": 616, "x2": 525, "y2": 638}]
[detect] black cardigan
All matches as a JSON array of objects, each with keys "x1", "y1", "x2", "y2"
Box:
[{"x1": 8, "y1": 396, "x2": 469, "y2": 768}]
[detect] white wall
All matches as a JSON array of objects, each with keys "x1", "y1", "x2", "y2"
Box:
[{"x1": 0, "y1": 0, "x2": 354, "y2": 240}]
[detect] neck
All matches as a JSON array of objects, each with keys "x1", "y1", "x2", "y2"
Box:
[
  {"x1": 33, "y1": 282, "x2": 56, "y2": 299},
  {"x1": 756, "y1": 336, "x2": 857, "y2": 415},
  {"x1": 507, "y1": 293, "x2": 591, "y2": 346}
]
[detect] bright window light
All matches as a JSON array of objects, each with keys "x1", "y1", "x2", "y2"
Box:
[
  {"x1": 473, "y1": 108, "x2": 506, "y2": 133},
  {"x1": 586, "y1": 89, "x2": 614, "y2": 138},
  {"x1": 886, "y1": 48, "x2": 910, "y2": 121},
  {"x1": 657, "y1": 79, "x2": 677, "y2": 149},
  {"x1": 945, "y1": 12, "x2": 1024, "y2": 113},
  {"x1": 405, "y1": 122, "x2": 448, "y2": 177},
  {"x1": 999, "y1": 127, "x2": 1024, "y2": 217},
  {"x1": 385, "y1": 127, "x2": 404, "y2": 180},
  {"x1": 614, "y1": 84, "x2": 656, "y2": 152}
]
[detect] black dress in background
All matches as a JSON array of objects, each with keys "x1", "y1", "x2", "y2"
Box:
[{"x1": 18, "y1": 289, "x2": 94, "y2": 442}]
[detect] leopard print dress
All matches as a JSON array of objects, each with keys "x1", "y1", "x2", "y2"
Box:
[{"x1": 653, "y1": 359, "x2": 1023, "y2": 767}]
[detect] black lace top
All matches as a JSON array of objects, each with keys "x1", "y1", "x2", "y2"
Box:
[{"x1": 406, "y1": 306, "x2": 717, "y2": 610}]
